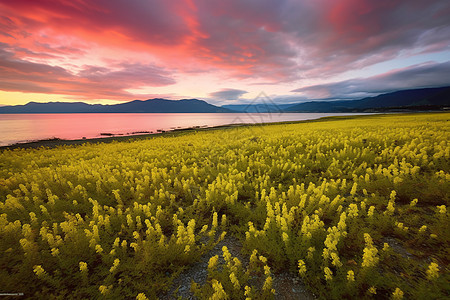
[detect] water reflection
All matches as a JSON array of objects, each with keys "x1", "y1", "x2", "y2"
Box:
[{"x1": 0, "y1": 113, "x2": 369, "y2": 146}]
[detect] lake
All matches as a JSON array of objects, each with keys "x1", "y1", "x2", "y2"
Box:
[{"x1": 0, "y1": 113, "x2": 370, "y2": 146}]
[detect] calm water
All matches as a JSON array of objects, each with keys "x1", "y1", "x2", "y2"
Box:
[{"x1": 0, "y1": 113, "x2": 368, "y2": 146}]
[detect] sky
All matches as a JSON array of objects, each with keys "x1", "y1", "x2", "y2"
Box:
[{"x1": 0, "y1": 0, "x2": 449, "y2": 106}]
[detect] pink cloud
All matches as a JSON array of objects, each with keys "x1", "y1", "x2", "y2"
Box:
[{"x1": 0, "y1": 46, "x2": 175, "y2": 100}]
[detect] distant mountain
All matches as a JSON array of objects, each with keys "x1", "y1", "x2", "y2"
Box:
[
  {"x1": 284, "y1": 86, "x2": 450, "y2": 112},
  {"x1": 0, "y1": 98, "x2": 233, "y2": 113},
  {"x1": 0, "y1": 102, "x2": 103, "y2": 113},
  {"x1": 1, "y1": 86, "x2": 449, "y2": 114},
  {"x1": 221, "y1": 104, "x2": 295, "y2": 113}
]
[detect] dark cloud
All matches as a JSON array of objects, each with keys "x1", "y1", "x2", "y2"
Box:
[
  {"x1": 291, "y1": 61, "x2": 450, "y2": 99},
  {"x1": 209, "y1": 88, "x2": 248, "y2": 100},
  {"x1": 190, "y1": 0, "x2": 450, "y2": 80},
  {"x1": 190, "y1": 0, "x2": 298, "y2": 80}
]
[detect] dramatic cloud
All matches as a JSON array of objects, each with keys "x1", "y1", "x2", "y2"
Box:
[
  {"x1": 209, "y1": 88, "x2": 248, "y2": 100},
  {"x1": 0, "y1": 46, "x2": 175, "y2": 100},
  {"x1": 291, "y1": 61, "x2": 450, "y2": 99},
  {"x1": 0, "y1": 0, "x2": 449, "y2": 103}
]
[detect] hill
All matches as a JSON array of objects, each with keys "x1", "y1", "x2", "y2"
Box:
[
  {"x1": 0, "y1": 98, "x2": 233, "y2": 113},
  {"x1": 221, "y1": 104, "x2": 295, "y2": 113},
  {"x1": 284, "y1": 86, "x2": 450, "y2": 112}
]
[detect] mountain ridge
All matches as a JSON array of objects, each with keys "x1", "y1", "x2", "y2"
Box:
[
  {"x1": 0, "y1": 98, "x2": 233, "y2": 113},
  {"x1": 0, "y1": 86, "x2": 449, "y2": 113},
  {"x1": 283, "y1": 86, "x2": 450, "y2": 112}
]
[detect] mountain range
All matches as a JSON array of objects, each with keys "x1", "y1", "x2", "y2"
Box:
[
  {"x1": 0, "y1": 99, "x2": 231, "y2": 113},
  {"x1": 223, "y1": 86, "x2": 450, "y2": 113},
  {"x1": 0, "y1": 86, "x2": 448, "y2": 114},
  {"x1": 283, "y1": 86, "x2": 450, "y2": 112}
]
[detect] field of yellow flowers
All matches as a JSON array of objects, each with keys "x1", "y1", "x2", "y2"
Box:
[{"x1": 0, "y1": 113, "x2": 448, "y2": 299}]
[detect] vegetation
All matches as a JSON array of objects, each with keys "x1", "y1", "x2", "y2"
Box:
[{"x1": 0, "y1": 113, "x2": 448, "y2": 299}]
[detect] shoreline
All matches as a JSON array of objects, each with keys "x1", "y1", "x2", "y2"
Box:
[
  {"x1": 0, "y1": 123, "x2": 246, "y2": 150},
  {"x1": 0, "y1": 112, "x2": 445, "y2": 150}
]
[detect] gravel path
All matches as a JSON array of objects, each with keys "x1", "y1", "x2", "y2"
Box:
[{"x1": 159, "y1": 234, "x2": 315, "y2": 299}]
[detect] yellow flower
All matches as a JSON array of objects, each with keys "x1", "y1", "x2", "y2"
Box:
[
  {"x1": 367, "y1": 206, "x2": 375, "y2": 217},
  {"x1": 208, "y1": 255, "x2": 219, "y2": 271},
  {"x1": 409, "y1": 198, "x2": 418, "y2": 207},
  {"x1": 385, "y1": 201, "x2": 395, "y2": 216},
  {"x1": 426, "y1": 262, "x2": 439, "y2": 280},
  {"x1": 131, "y1": 234, "x2": 143, "y2": 246},
  {"x1": 110, "y1": 258, "x2": 120, "y2": 273},
  {"x1": 263, "y1": 275, "x2": 273, "y2": 291},
  {"x1": 222, "y1": 246, "x2": 231, "y2": 265},
  {"x1": 368, "y1": 286, "x2": 377, "y2": 295},
  {"x1": 210, "y1": 280, "x2": 227, "y2": 299},
  {"x1": 79, "y1": 261, "x2": 88, "y2": 272},
  {"x1": 136, "y1": 293, "x2": 149, "y2": 300},
  {"x1": 259, "y1": 255, "x2": 267, "y2": 264},
  {"x1": 307, "y1": 247, "x2": 315, "y2": 260},
  {"x1": 362, "y1": 247, "x2": 379, "y2": 268},
  {"x1": 396, "y1": 222, "x2": 408, "y2": 231},
  {"x1": 337, "y1": 212, "x2": 347, "y2": 231},
  {"x1": 200, "y1": 225, "x2": 209, "y2": 233},
  {"x1": 298, "y1": 260, "x2": 306, "y2": 276},
  {"x1": 348, "y1": 203, "x2": 358, "y2": 218},
  {"x1": 33, "y1": 265, "x2": 46, "y2": 277},
  {"x1": 324, "y1": 267, "x2": 333, "y2": 281},
  {"x1": 282, "y1": 232, "x2": 289, "y2": 243},
  {"x1": 347, "y1": 270, "x2": 355, "y2": 282},
  {"x1": 95, "y1": 244, "x2": 103, "y2": 253},
  {"x1": 350, "y1": 182, "x2": 357, "y2": 196},
  {"x1": 212, "y1": 212, "x2": 218, "y2": 228},
  {"x1": 244, "y1": 285, "x2": 251, "y2": 297},
  {"x1": 99, "y1": 285, "x2": 112, "y2": 295},
  {"x1": 51, "y1": 247, "x2": 60, "y2": 256},
  {"x1": 331, "y1": 252, "x2": 342, "y2": 267},
  {"x1": 437, "y1": 205, "x2": 446, "y2": 214},
  {"x1": 322, "y1": 248, "x2": 330, "y2": 260},
  {"x1": 249, "y1": 249, "x2": 258, "y2": 262},
  {"x1": 229, "y1": 272, "x2": 240, "y2": 290},
  {"x1": 362, "y1": 233, "x2": 379, "y2": 268},
  {"x1": 221, "y1": 214, "x2": 227, "y2": 228},
  {"x1": 392, "y1": 288, "x2": 403, "y2": 299},
  {"x1": 264, "y1": 265, "x2": 271, "y2": 276},
  {"x1": 419, "y1": 225, "x2": 427, "y2": 233},
  {"x1": 390, "y1": 190, "x2": 397, "y2": 200}
]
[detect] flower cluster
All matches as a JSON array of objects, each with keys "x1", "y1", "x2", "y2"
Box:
[
  {"x1": 362, "y1": 233, "x2": 379, "y2": 268},
  {"x1": 426, "y1": 262, "x2": 439, "y2": 280},
  {"x1": 298, "y1": 260, "x2": 307, "y2": 276}
]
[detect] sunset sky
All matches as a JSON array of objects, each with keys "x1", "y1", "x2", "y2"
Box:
[{"x1": 0, "y1": 0, "x2": 449, "y2": 106}]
